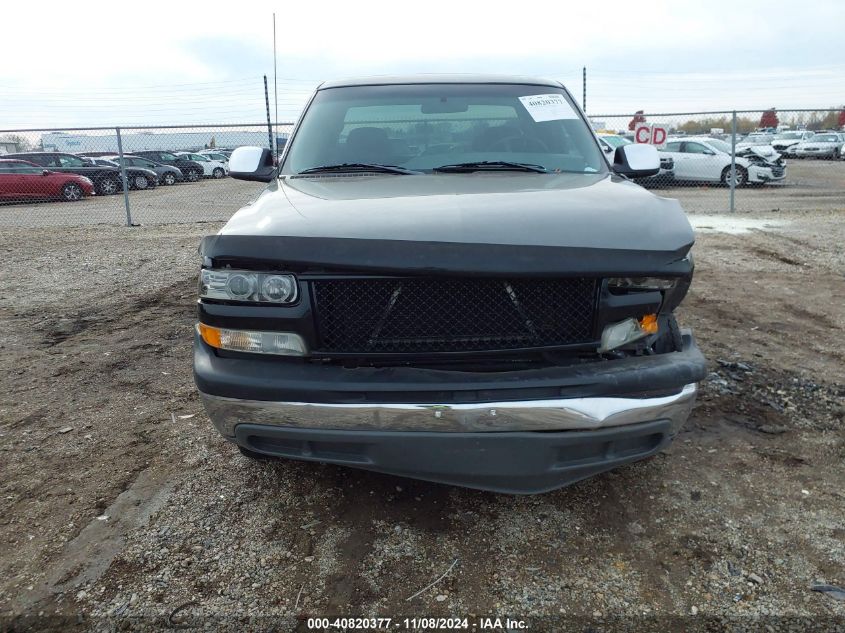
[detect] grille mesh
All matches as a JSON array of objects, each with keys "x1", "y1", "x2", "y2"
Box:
[{"x1": 311, "y1": 277, "x2": 597, "y2": 354}]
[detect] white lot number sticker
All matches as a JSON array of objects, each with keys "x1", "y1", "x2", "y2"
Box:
[{"x1": 518, "y1": 94, "x2": 578, "y2": 122}]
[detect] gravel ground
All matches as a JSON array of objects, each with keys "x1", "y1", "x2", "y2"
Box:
[{"x1": 1, "y1": 203, "x2": 844, "y2": 632}]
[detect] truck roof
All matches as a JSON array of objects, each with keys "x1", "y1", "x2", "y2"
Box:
[{"x1": 318, "y1": 74, "x2": 563, "y2": 90}]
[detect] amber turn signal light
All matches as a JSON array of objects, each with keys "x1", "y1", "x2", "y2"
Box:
[
  {"x1": 198, "y1": 323, "x2": 222, "y2": 348},
  {"x1": 639, "y1": 314, "x2": 659, "y2": 334}
]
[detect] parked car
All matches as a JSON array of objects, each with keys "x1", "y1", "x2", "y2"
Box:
[
  {"x1": 132, "y1": 151, "x2": 204, "y2": 182},
  {"x1": 198, "y1": 148, "x2": 235, "y2": 157},
  {"x1": 103, "y1": 155, "x2": 183, "y2": 186},
  {"x1": 193, "y1": 74, "x2": 707, "y2": 494},
  {"x1": 175, "y1": 152, "x2": 228, "y2": 179},
  {"x1": 0, "y1": 158, "x2": 95, "y2": 201},
  {"x1": 792, "y1": 133, "x2": 844, "y2": 159},
  {"x1": 597, "y1": 134, "x2": 674, "y2": 186},
  {"x1": 734, "y1": 133, "x2": 775, "y2": 153},
  {"x1": 81, "y1": 157, "x2": 158, "y2": 190},
  {"x1": 198, "y1": 150, "x2": 231, "y2": 163},
  {"x1": 771, "y1": 130, "x2": 814, "y2": 157},
  {"x1": 660, "y1": 137, "x2": 784, "y2": 186},
  {"x1": 5, "y1": 151, "x2": 122, "y2": 195}
]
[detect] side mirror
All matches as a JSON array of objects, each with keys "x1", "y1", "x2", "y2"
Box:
[
  {"x1": 229, "y1": 146, "x2": 276, "y2": 183},
  {"x1": 613, "y1": 144, "x2": 660, "y2": 178},
  {"x1": 42, "y1": 170, "x2": 51, "y2": 176}
]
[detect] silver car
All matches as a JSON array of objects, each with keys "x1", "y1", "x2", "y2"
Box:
[{"x1": 792, "y1": 133, "x2": 844, "y2": 159}]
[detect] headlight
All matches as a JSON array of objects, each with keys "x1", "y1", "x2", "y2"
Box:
[
  {"x1": 199, "y1": 269, "x2": 298, "y2": 303},
  {"x1": 607, "y1": 277, "x2": 678, "y2": 291},
  {"x1": 598, "y1": 315, "x2": 659, "y2": 353}
]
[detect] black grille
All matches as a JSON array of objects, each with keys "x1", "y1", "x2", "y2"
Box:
[{"x1": 311, "y1": 277, "x2": 598, "y2": 354}]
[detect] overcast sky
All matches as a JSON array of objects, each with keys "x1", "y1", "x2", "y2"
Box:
[{"x1": 1, "y1": 0, "x2": 844, "y2": 130}]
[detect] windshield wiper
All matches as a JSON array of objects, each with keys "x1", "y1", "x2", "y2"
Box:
[
  {"x1": 433, "y1": 161, "x2": 547, "y2": 173},
  {"x1": 296, "y1": 163, "x2": 419, "y2": 175}
]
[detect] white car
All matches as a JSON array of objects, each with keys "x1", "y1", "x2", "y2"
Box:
[
  {"x1": 771, "y1": 130, "x2": 814, "y2": 157},
  {"x1": 660, "y1": 137, "x2": 785, "y2": 186},
  {"x1": 198, "y1": 150, "x2": 231, "y2": 163},
  {"x1": 791, "y1": 133, "x2": 844, "y2": 159},
  {"x1": 175, "y1": 152, "x2": 229, "y2": 178},
  {"x1": 735, "y1": 132, "x2": 775, "y2": 152}
]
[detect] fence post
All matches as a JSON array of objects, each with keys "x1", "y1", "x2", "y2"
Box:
[
  {"x1": 729, "y1": 111, "x2": 737, "y2": 213},
  {"x1": 115, "y1": 127, "x2": 133, "y2": 226}
]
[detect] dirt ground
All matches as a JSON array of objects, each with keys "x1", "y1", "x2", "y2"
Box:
[{"x1": 1, "y1": 204, "x2": 844, "y2": 632}]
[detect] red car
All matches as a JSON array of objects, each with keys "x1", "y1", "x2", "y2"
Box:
[{"x1": 0, "y1": 158, "x2": 95, "y2": 202}]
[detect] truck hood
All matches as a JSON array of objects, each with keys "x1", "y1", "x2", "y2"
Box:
[{"x1": 203, "y1": 173, "x2": 695, "y2": 275}]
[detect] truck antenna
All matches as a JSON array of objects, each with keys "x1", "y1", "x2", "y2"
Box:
[
  {"x1": 273, "y1": 12, "x2": 279, "y2": 161},
  {"x1": 264, "y1": 75, "x2": 273, "y2": 155}
]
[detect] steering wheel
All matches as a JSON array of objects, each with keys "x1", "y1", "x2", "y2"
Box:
[{"x1": 488, "y1": 134, "x2": 549, "y2": 153}]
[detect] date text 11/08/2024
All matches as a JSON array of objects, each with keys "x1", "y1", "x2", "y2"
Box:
[{"x1": 306, "y1": 617, "x2": 528, "y2": 630}]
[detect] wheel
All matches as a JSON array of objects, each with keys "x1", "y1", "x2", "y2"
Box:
[
  {"x1": 96, "y1": 177, "x2": 119, "y2": 195},
  {"x1": 61, "y1": 182, "x2": 83, "y2": 201},
  {"x1": 721, "y1": 165, "x2": 747, "y2": 187},
  {"x1": 185, "y1": 169, "x2": 200, "y2": 182},
  {"x1": 238, "y1": 446, "x2": 274, "y2": 461},
  {"x1": 212, "y1": 167, "x2": 225, "y2": 179},
  {"x1": 162, "y1": 172, "x2": 177, "y2": 186},
  {"x1": 133, "y1": 174, "x2": 150, "y2": 190}
]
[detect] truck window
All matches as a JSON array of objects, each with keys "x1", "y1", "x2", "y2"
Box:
[{"x1": 282, "y1": 83, "x2": 604, "y2": 175}]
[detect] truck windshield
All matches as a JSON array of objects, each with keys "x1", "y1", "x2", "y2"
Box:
[{"x1": 281, "y1": 83, "x2": 605, "y2": 175}]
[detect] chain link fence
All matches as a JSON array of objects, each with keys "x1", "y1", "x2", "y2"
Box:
[
  {"x1": 589, "y1": 109, "x2": 845, "y2": 213},
  {"x1": 0, "y1": 124, "x2": 293, "y2": 226},
  {"x1": 1, "y1": 110, "x2": 843, "y2": 226}
]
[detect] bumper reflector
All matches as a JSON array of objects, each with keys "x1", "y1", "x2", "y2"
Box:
[{"x1": 198, "y1": 323, "x2": 307, "y2": 356}]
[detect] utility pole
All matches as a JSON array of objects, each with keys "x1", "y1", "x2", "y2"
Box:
[{"x1": 582, "y1": 66, "x2": 586, "y2": 113}]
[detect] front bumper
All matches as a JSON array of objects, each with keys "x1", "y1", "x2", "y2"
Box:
[
  {"x1": 201, "y1": 383, "x2": 696, "y2": 436},
  {"x1": 748, "y1": 165, "x2": 786, "y2": 182},
  {"x1": 195, "y1": 330, "x2": 706, "y2": 492},
  {"x1": 794, "y1": 149, "x2": 836, "y2": 158},
  {"x1": 232, "y1": 418, "x2": 682, "y2": 494}
]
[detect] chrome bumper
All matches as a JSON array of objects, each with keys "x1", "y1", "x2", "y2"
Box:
[{"x1": 200, "y1": 383, "x2": 697, "y2": 438}]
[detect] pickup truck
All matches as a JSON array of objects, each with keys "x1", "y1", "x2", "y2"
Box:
[{"x1": 193, "y1": 75, "x2": 707, "y2": 494}]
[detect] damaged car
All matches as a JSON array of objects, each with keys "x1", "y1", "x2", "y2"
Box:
[
  {"x1": 771, "y1": 130, "x2": 814, "y2": 157},
  {"x1": 193, "y1": 75, "x2": 708, "y2": 494},
  {"x1": 660, "y1": 137, "x2": 785, "y2": 186}
]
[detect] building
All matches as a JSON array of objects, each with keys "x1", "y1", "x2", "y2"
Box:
[
  {"x1": 0, "y1": 138, "x2": 21, "y2": 155},
  {"x1": 40, "y1": 129, "x2": 288, "y2": 154}
]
